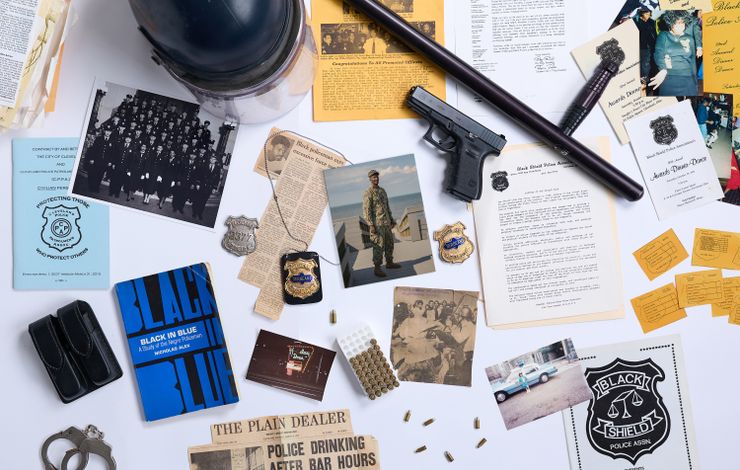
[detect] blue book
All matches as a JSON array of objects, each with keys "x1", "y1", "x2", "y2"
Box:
[
  {"x1": 115, "y1": 263, "x2": 239, "y2": 421},
  {"x1": 12, "y1": 138, "x2": 109, "y2": 289}
]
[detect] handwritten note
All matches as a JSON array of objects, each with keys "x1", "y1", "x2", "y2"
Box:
[
  {"x1": 705, "y1": 1, "x2": 740, "y2": 116},
  {"x1": 712, "y1": 276, "x2": 740, "y2": 316},
  {"x1": 633, "y1": 229, "x2": 688, "y2": 280},
  {"x1": 631, "y1": 284, "x2": 687, "y2": 333},
  {"x1": 692, "y1": 228, "x2": 740, "y2": 270},
  {"x1": 675, "y1": 269, "x2": 724, "y2": 307}
]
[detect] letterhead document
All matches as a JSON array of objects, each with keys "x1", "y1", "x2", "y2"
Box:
[
  {"x1": 473, "y1": 138, "x2": 623, "y2": 329},
  {"x1": 625, "y1": 100, "x2": 723, "y2": 220},
  {"x1": 456, "y1": 0, "x2": 591, "y2": 118},
  {"x1": 12, "y1": 138, "x2": 109, "y2": 289},
  {"x1": 563, "y1": 335, "x2": 699, "y2": 470},
  {"x1": 571, "y1": 21, "x2": 677, "y2": 144}
]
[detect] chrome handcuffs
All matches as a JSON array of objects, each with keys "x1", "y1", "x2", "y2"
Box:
[{"x1": 41, "y1": 425, "x2": 116, "y2": 469}]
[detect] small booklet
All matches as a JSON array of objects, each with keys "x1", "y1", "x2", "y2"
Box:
[
  {"x1": 114, "y1": 262, "x2": 239, "y2": 421},
  {"x1": 12, "y1": 138, "x2": 109, "y2": 290},
  {"x1": 563, "y1": 335, "x2": 699, "y2": 470}
]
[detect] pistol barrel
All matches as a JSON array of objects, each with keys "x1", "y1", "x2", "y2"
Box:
[{"x1": 344, "y1": 0, "x2": 644, "y2": 201}]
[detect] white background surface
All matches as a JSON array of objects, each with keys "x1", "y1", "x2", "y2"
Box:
[{"x1": 1, "y1": 0, "x2": 738, "y2": 468}]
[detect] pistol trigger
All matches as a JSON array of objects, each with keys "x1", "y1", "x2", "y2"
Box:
[{"x1": 424, "y1": 124, "x2": 457, "y2": 152}]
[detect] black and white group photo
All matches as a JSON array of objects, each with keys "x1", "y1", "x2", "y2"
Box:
[
  {"x1": 71, "y1": 81, "x2": 238, "y2": 228},
  {"x1": 320, "y1": 21, "x2": 435, "y2": 55}
]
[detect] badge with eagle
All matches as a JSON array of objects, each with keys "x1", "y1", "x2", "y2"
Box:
[{"x1": 650, "y1": 115, "x2": 678, "y2": 146}]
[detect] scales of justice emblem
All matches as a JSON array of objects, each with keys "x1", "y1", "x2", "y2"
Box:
[{"x1": 585, "y1": 358, "x2": 671, "y2": 465}]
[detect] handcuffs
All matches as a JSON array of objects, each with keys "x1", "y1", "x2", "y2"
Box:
[{"x1": 41, "y1": 425, "x2": 116, "y2": 470}]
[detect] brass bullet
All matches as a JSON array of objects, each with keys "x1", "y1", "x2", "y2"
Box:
[
  {"x1": 414, "y1": 446, "x2": 427, "y2": 453},
  {"x1": 404, "y1": 410, "x2": 411, "y2": 422},
  {"x1": 423, "y1": 418, "x2": 435, "y2": 426},
  {"x1": 474, "y1": 417, "x2": 480, "y2": 429},
  {"x1": 444, "y1": 451, "x2": 454, "y2": 462},
  {"x1": 476, "y1": 438, "x2": 487, "y2": 449},
  {"x1": 330, "y1": 309, "x2": 337, "y2": 324}
]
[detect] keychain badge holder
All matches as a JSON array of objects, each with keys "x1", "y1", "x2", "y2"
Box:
[{"x1": 42, "y1": 425, "x2": 116, "y2": 470}]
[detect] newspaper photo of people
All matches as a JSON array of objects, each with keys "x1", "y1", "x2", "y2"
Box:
[
  {"x1": 391, "y1": 287, "x2": 479, "y2": 386},
  {"x1": 190, "y1": 447, "x2": 263, "y2": 470},
  {"x1": 320, "y1": 21, "x2": 435, "y2": 55},
  {"x1": 253, "y1": 132, "x2": 296, "y2": 177},
  {"x1": 324, "y1": 155, "x2": 435, "y2": 288},
  {"x1": 343, "y1": 0, "x2": 414, "y2": 15},
  {"x1": 70, "y1": 80, "x2": 237, "y2": 229},
  {"x1": 485, "y1": 339, "x2": 592, "y2": 430}
]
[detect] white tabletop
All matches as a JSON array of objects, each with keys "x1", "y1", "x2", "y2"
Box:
[{"x1": 1, "y1": 0, "x2": 737, "y2": 468}]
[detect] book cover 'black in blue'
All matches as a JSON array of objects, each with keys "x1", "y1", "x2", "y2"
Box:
[{"x1": 115, "y1": 262, "x2": 239, "y2": 421}]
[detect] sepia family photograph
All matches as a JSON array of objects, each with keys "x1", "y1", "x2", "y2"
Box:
[
  {"x1": 391, "y1": 287, "x2": 479, "y2": 387},
  {"x1": 320, "y1": 21, "x2": 435, "y2": 55},
  {"x1": 70, "y1": 80, "x2": 238, "y2": 228},
  {"x1": 485, "y1": 339, "x2": 592, "y2": 430},
  {"x1": 324, "y1": 154, "x2": 435, "y2": 288}
]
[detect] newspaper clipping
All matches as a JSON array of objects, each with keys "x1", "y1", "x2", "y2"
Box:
[
  {"x1": 211, "y1": 410, "x2": 354, "y2": 445},
  {"x1": 312, "y1": 0, "x2": 446, "y2": 121},
  {"x1": 239, "y1": 129, "x2": 346, "y2": 319}
]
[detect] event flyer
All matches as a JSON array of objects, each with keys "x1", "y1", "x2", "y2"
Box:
[
  {"x1": 12, "y1": 138, "x2": 109, "y2": 290},
  {"x1": 625, "y1": 100, "x2": 723, "y2": 220}
]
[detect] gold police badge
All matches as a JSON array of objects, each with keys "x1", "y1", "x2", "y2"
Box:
[
  {"x1": 433, "y1": 222, "x2": 474, "y2": 264},
  {"x1": 283, "y1": 258, "x2": 321, "y2": 300}
]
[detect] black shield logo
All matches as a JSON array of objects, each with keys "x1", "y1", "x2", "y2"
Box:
[
  {"x1": 596, "y1": 38, "x2": 626, "y2": 67},
  {"x1": 585, "y1": 358, "x2": 670, "y2": 464},
  {"x1": 650, "y1": 115, "x2": 678, "y2": 146},
  {"x1": 491, "y1": 171, "x2": 509, "y2": 192}
]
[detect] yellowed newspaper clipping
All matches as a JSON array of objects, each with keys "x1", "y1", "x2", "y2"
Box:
[
  {"x1": 211, "y1": 410, "x2": 354, "y2": 445},
  {"x1": 311, "y1": 0, "x2": 446, "y2": 121},
  {"x1": 239, "y1": 129, "x2": 346, "y2": 319}
]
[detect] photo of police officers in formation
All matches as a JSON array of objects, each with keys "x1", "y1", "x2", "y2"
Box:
[
  {"x1": 320, "y1": 21, "x2": 435, "y2": 55},
  {"x1": 72, "y1": 83, "x2": 237, "y2": 228}
]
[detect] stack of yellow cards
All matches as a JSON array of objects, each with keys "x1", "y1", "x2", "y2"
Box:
[{"x1": 631, "y1": 228, "x2": 740, "y2": 333}]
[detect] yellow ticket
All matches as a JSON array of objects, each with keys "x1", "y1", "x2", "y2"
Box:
[
  {"x1": 631, "y1": 283, "x2": 687, "y2": 333},
  {"x1": 633, "y1": 229, "x2": 688, "y2": 281},
  {"x1": 728, "y1": 292, "x2": 740, "y2": 326},
  {"x1": 714, "y1": 277, "x2": 740, "y2": 317},
  {"x1": 692, "y1": 228, "x2": 740, "y2": 270},
  {"x1": 675, "y1": 269, "x2": 724, "y2": 308}
]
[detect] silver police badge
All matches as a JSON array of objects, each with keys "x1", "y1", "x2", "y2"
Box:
[
  {"x1": 222, "y1": 216, "x2": 258, "y2": 256},
  {"x1": 491, "y1": 171, "x2": 509, "y2": 192},
  {"x1": 650, "y1": 115, "x2": 678, "y2": 146}
]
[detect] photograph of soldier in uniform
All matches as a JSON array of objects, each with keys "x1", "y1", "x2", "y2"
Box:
[
  {"x1": 70, "y1": 80, "x2": 237, "y2": 229},
  {"x1": 190, "y1": 447, "x2": 263, "y2": 470},
  {"x1": 638, "y1": 9, "x2": 703, "y2": 97},
  {"x1": 320, "y1": 21, "x2": 435, "y2": 55},
  {"x1": 324, "y1": 154, "x2": 435, "y2": 288},
  {"x1": 683, "y1": 95, "x2": 738, "y2": 206},
  {"x1": 485, "y1": 339, "x2": 592, "y2": 430},
  {"x1": 391, "y1": 287, "x2": 479, "y2": 387}
]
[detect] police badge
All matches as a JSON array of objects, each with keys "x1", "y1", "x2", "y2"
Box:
[
  {"x1": 585, "y1": 358, "x2": 670, "y2": 464},
  {"x1": 650, "y1": 115, "x2": 678, "y2": 146},
  {"x1": 221, "y1": 216, "x2": 258, "y2": 256},
  {"x1": 490, "y1": 171, "x2": 509, "y2": 192},
  {"x1": 41, "y1": 205, "x2": 82, "y2": 253},
  {"x1": 281, "y1": 252, "x2": 323, "y2": 304},
  {"x1": 433, "y1": 222, "x2": 474, "y2": 263},
  {"x1": 595, "y1": 38, "x2": 626, "y2": 67}
]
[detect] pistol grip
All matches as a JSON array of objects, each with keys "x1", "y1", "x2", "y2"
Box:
[{"x1": 446, "y1": 140, "x2": 488, "y2": 202}]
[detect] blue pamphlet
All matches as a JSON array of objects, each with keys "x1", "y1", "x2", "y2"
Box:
[
  {"x1": 12, "y1": 138, "x2": 110, "y2": 290},
  {"x1": 115, "y1": 262, "x2": 239, "y2": 421}
]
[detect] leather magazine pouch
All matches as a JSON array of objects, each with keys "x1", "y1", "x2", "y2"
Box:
[{"x1": 28, "y1": 301, "x2": 122, "y2": 403}]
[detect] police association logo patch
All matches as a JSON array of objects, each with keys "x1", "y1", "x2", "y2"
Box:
[
  {"x1": 585, "y1": 358, "x2": 670, "y2": 464},
  {"x1": 650, "y1": 115, "x2": 678, "y2": 146},
  {"x1": 433, "y1": 221, "x2": 474, "y2": 264},
  {"x1": 41, "y1": 205, "x2": 82, "y2": 252},
  {"x1": 222, "y1": 216, "x2": 258, "y2": 256},
  {"x1": 490, "y1": 171, "x2": 509, "y2": 192},
  {"x1": 595, "y1": 38, "x2": 626, "y2": 67}
]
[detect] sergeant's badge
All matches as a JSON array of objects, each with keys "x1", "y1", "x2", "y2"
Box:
[
  {"x1": 222, "y1": 216, "x2": 258, "y2": 256},
  {"x1": 433, "y1": 222, "x2": 474, "y2": 264},
  {"x1": 281, "y1": 252, "x2": 323, "y2": 304}
]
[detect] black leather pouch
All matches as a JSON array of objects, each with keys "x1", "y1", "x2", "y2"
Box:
[{"x1": 28, "y1": 300, "x2": 122, "y2": 403}]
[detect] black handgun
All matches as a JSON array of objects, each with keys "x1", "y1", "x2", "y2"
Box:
[{"x1": 406, "y1": 86, "x2": 507, "y2": 202}]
